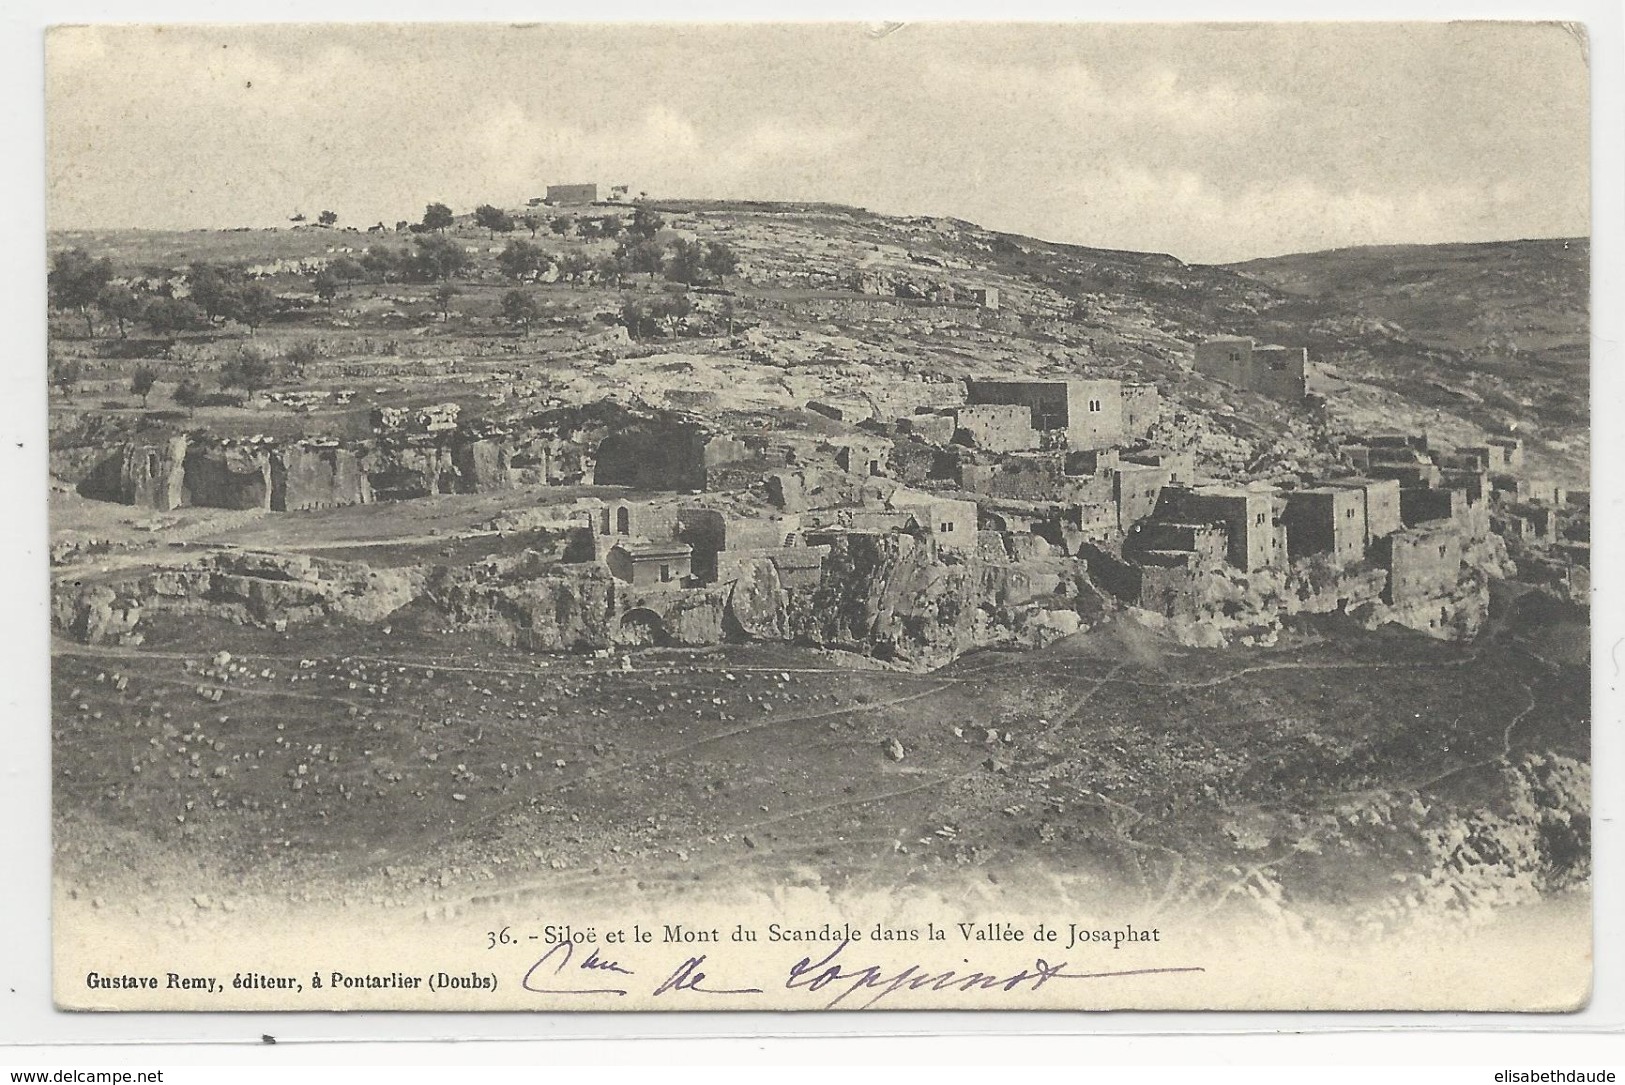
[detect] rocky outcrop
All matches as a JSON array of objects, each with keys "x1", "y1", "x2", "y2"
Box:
[
  {"x1": 182, "y1": 443, "x2": 274, "y2": 510},
  {"x1": 765, "y1": 468, "x2": 867, "y2": 513},
  {"x1": 362, "y1": 438, "x2": 521, "y2": 500},
  {"x1": 270, "y1": 445, "x2": 372, "y2": 511},
  {"x1": 72, "y1": 433, "x2": 518, "y2": 512},
  {"x1": 425, "y1": 564, "x2": 616, "y2": 650},
  {"x1": 776, "y1": 533, "x2": 1090, "y2": 667},
  {"x1": 53, "y1": 584, "x2": 144, "y2": 645},
  {"x1": 51, "y1": 551, "x2": 421, "y2": 642},
  {"x1": 76, "y1": 436, "x2": 188, "y2": 510},
  {"x1": 53, "y1": 532, "x2": 1099, "y2": 668},
  {"x1": 725, "y1": 557, "x2": 790, "y2": 640}
]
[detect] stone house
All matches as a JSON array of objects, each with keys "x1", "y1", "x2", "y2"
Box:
[
  {"x1": 1376, "y1": 523, "x2": 1463, "y2": 606},
  {"x1": 1152, "y1": 485, "x2": 1281, "y2": 572},
  {"x1": 963, "y1": 378, "x2": 1139, "y2": 451},
  {"x1": 1193, "y1": 337, "x2": 1307, "y2": 402},
  {"x1": 1281, "y1": 486, "x2": 1366, "y2": 566},
  {"x1": 606, "y1": 540, "x2": 692, "y2": 588}
]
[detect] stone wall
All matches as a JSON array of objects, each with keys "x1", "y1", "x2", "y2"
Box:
[
  {"x1": 953, "y1": 404, "x2": 1038, "y2": 452},
  {"x1": 271, "y1": 445, "x2": 372, "y2": 511}
]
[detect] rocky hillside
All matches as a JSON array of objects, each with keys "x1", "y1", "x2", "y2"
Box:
[
  {"x1": 1223, "y1": 238, "x2": 1588, "y2": 482},
  {"x1": 50, "y1": 205, "x2": 1588, "y2": 491}
]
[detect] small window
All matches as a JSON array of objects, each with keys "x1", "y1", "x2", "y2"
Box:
[
  {"x1": 1438, "y1": 544, "x2": 1447, "y2": 558},
  {"x1": 1088, "y1": 399, "x2": 1102, "y2": 412},
  {"x1": 659, "y1": 563, "x2": 672, "y2": 583},
  {"x1": 1228, "y1": 351, "x2": 1241, "y2": 362},
  {"x1": 1255, "y1": 512, "x2": 1266, "y2": 525},
  {"x1": 616, "y1": 507, "x2": 630, "y2": 535}
]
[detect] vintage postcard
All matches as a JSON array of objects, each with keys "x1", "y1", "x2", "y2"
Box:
[{"x1": 45, "y1": 21, "x2": 1591, "y2": 1011}]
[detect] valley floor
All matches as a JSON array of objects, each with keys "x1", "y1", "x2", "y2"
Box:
[{"x1": 53, "y1": 593, "x2": 1590, "y2": 937}]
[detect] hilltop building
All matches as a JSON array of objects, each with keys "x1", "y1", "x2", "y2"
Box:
[{"x1": 545, "y1": 183, "x2": 598, "y2": 206}]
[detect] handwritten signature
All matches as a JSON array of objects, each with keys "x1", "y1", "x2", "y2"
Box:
[
  {"x1": 787, "y1": 938, "x2": 1204, "y2": 1009},
  {"x1": 520, "y1": 937, "x2": 1201, "y2": 1006},
  {"x1": 520, "y1": 940, "x2": 762, "y2": 998}
]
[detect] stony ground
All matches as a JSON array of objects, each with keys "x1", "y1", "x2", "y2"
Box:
[{"x1": 53, "y1": 591, "x2": 1589, "y2": 935}]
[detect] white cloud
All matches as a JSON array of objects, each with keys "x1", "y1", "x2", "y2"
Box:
[{"x1": 45, "y1": 24, "x2": 1588, "y2": 261}]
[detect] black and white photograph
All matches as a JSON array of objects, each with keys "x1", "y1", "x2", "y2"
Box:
[{"x1": 42, "y1": 20, "x2": 1593, "y2": 1012}]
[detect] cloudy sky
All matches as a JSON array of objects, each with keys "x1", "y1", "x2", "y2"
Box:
[{"x1": 45, "y1": 21, "x2": 1590, "y2": 263}]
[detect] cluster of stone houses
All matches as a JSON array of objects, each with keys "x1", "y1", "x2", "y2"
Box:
[
  {"x1": 582, "y1": 485, "x2": 978, "y2": 596},
  {"x1": 71, "y1": 321, "x2": 1583, "y2": 634},
  {"x1": 1101, "y1": 428, "x2": 1586, "y2": 627}
]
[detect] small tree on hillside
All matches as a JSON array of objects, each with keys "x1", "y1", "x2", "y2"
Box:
[
  {"x1": 653, "y1": 292, "x2": 692, "y2": 338},
  {"x1": 475, "y1": 204, "x2": 515, "y2": 238},
  {"x1": 501, "y1": 289, "x2": 541, "y2": 335},
  {"x1": 283, "y1": 340, "x2": 321, "y2": 378},
  {"x1": 173, "y1": 377, "x2": 204, "y2": 416},
  {"x1": 619, "y1": 298, "x2": 654, "y2": 341},
  {"x1": 312, "y1": 269, "x2": 340, "y2": 304},
  {"x1": 630, "y1": 207, "x2": 664, "y2": 239},
  {"x1": 328, "y1": 255, "x2": 367, "y2": 281},
  {"x1": 421, "y1": 202, "x2": 454, "y2": 233},
  {"x1": 704, "y1": 241, "x2": 740, "y2": 282},
  {"x1": 664, "y1": 238, "x2": 707, "y2": 286},
  {"x1": 593, "y1": 252, "x2": 626, "y2": 289},
  {"x1": 433, "y1": 283, "x2": 461, "y2": 322},
  {"x1": 559, "y1": 252, "x2": 591, "y2": 288},
  {"x1": 234, "y1": 282, "x2": 279, "y2": 334},
  {"x1": 48, "y1": 355, "x2": 83, "y2": 399},
  {"x1": 97, "y1": 282, "x2": 143, "y2": 338},
  {"x1": 141, "y1": 296, "x2": 202, "y2": 336},
  {"x1": 361, "y1": 246, "x2": 403, "y2": 282},
  {"x1": 220, "y1": 350, "x2": 277, "y2": 395},
  {"x1": 186, "y1": 263, "x2": 241, "y2": 326},
  {"x1": 497, "y1": 239, "x2": 549, "y2": 282},
  {"x1": 521, "y1": 213, "x2": 542, "y2": 238},
  {"x1": 49, "y1": 248, "x2": 114, "y2": 337},
  {"x1": 548, "y1": 215, "x2": 574, "y2": 238},
  {"x1": 618, "y1": 237, "x2": 664, "y2": 280},
  {"x1": 599, "y1": 214, "x2": 623, "y2": 239},
  {"x1": 318, "y1": 210, "x2": 338, "y2": 227},
  {"x1": 130, "y1": 363, "x2": 159, "y2": 407},
  {"x1": 411, "y1": 235, "x2": 468, "y2": 281}
]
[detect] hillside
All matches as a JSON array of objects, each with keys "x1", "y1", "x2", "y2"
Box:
[
  {"x1": 1224, "y1": 238, "x2": 1589, "y2": 482},
  {"x1": 49, "y1": 208, "x2": 1588, "y2": 502},
  {"x1": 46, "y1": 200, "x2": 1591, "y2": 930}
]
